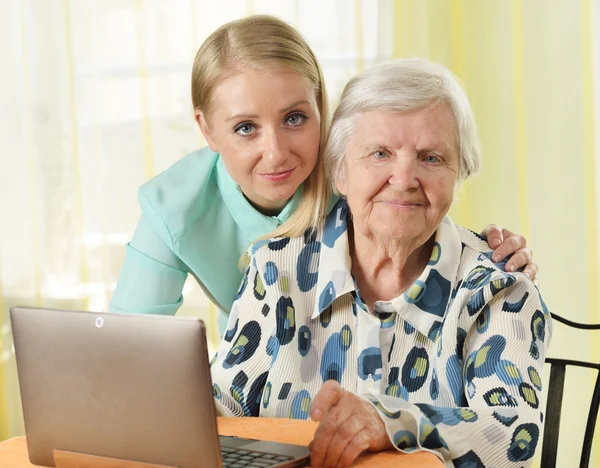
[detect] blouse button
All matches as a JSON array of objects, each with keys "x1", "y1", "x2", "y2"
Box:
[{"x1": 365, "y1": 374, "x2": 379, "y2": 395}]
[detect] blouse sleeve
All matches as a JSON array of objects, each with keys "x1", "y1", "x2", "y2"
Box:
[
  {"x1": 364, "y1": 275, "x2": 551, "y2": 467},
  {"x1": 110, "y1": 213, "x2": 190, "y2": 315},
  {"x1": 210, "y1": 259, "x2": 276, "y2": 418}
]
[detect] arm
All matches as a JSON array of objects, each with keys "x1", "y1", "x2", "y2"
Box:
[
  {"x1": 210, "y1": 261, "x2": 276, "y2": 417},
  {"x1": 110, "y1": 213, "x2": 189, "y2": 315},
  {"x1": 365, "y1": 276, "x2": 550, "y2": 466},
  {"x1": 308, "y1": 276, "x2": 550, "y2": 467}
]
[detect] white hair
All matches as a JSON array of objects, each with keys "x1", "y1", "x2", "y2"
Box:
[{"x1": 324, "y1": 58, "x2": 481, "y2": 188}]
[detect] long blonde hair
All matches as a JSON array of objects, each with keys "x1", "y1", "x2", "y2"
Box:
[{"x1": 191, "y1": 15, "x2": 331, "y2": 264}]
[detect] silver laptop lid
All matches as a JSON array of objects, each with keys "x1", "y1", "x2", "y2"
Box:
[{"x1": 10, "y1": 307, "x2": 221, "y2": 468}]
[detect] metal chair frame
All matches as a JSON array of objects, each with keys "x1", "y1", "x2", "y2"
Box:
[{"x1": 541, "y1": 313, "x2": 600, "y2": 468}]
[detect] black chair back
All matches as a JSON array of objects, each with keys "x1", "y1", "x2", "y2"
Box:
[{"x1": 542, "y1": 313, "x2": 600, "y2": 468}]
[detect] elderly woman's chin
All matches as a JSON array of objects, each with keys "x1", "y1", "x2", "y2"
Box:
[
  {"x1": 356, "y1": 200, "x2": 451, "y2": 246},
  {"x1": 372, "y1": 211, "x2": 427, "y2": 240}
]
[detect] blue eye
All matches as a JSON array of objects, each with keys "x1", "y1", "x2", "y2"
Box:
[
  {"x1": 286, "y1": 113, "x2": 307, "y2": 127},
  {"x1": 234, "y1": 123, "x2": 256, "y2": 136},
  {"x1": 373, "y1": 150, "x2": 388, "y2": 159},
  {"x1": 425, "y1": 154, "x2": 440, "y2": 164}
]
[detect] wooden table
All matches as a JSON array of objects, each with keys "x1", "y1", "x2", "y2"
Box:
[{"x1": 0, "y1": 417, "x2": 443, "y2": 467}]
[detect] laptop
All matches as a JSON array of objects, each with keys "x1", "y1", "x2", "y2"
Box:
[{"x1": 10, "y1": 307, "x2": 311, "y2": 468}]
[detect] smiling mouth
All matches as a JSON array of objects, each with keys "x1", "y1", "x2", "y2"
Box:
[
  {"x1": 382, "y1": 200, "x2": 425, "y2": 208},
  {"x1": 261, "y1": 168, "x2": 295, "y2": 182}
]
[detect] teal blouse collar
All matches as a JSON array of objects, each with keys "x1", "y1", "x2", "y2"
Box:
[{"x1": 216, "y1": 156, "x2": 303, "y2": 246}]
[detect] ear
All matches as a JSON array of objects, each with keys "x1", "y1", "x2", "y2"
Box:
[
  {"x1": 335, "y1": 176, "x2": 347, "y2": 196},
  {"x1": 195, "y1": 110, "x2": 218, "y2": 152},
  {"x1": 334, "y1": 164, "x2": 347, "y2": 196}
]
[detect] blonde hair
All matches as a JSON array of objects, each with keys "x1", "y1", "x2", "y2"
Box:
[
  {"x1": 324, "y1": 58, "x2": 481, "y2": 189},
  {"x1": 191, "y1": 15, "x2": 331, "y2": 262}
]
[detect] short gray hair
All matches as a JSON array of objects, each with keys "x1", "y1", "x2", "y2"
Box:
[{"x1": 324, "y1": 58, "x2": 481, "y2": 187}]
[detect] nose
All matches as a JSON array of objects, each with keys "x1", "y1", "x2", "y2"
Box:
[
  {"x1": 388, "y1": 156, "x2": 419, "y2": 191},
  {"x1": 263, "y1": 129, "x2": 289, "y2": 167}
]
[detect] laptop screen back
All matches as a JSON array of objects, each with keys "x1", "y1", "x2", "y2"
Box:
[{"x1": 10, "y1": 307, "x2": 221, "y2": 468}]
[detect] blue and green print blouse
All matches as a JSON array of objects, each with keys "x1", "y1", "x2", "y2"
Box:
[{"x1": 210, "y1": 200, "x2": 551, "y2": 466}]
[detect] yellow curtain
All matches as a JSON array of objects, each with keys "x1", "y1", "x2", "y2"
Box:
[
  {"x1": 0, "y1": 0, "x2": 381, "y2": 441},
  {"x1": 392, "y1": 1, "x2": 600, "y2": 466}
]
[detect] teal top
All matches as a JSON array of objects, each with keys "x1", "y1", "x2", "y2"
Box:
[{"x1": 110, "y1": 147, "x2": 337, "y2": 326}]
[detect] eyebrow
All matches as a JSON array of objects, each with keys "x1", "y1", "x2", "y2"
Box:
[
  {"x1": 226, "y1": 100, "x2": 312, "y2": 122},
  {"x1": 280, "y1": 100, "x2": 311, "y2": 113},
  {"x1": 358, "y1": 141, "x2": 452, "y2": 153},
  {"x1": 358, "y1": 143, "x2": 385, "y2": 152}
]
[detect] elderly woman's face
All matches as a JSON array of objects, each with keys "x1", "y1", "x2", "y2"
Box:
[{"x1": 336, "y1": 103, "x2": 459, "y2": 242}]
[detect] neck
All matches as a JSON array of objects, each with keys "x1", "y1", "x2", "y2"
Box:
[
  {"x1": 243, "y1": 193, "x2": 289, "y2": 217},
  {"x1": 350, "y1": 226, "x2": 435, "y2": 310}
]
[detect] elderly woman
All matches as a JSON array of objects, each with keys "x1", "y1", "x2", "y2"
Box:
[{"x1": 210, "y1": 58, "x2": 550, "y2": 467}]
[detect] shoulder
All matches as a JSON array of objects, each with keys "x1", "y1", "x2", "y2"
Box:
[
  {"x1": 249, "y1": 232, "x2": 312, "y2": 265},
  {"x1": 455, "y1": 224, "x2": 509, "y2": 281},
  {"x1": 453, "y1": 224, "x2": 549, "y2": 326},
  {"x1": 138, "y1": 147, "x2": 221, "y2": 240},
  {"x1": 456, "y1": 224, "x2": 491, "y2": 253},
  {"x1": 246, "y1": 227, "x2": 320, "y2": 277}
]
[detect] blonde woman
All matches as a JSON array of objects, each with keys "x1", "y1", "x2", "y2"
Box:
[{"x1": 111, "y1": 15, "x2": 537, "y2": 330}]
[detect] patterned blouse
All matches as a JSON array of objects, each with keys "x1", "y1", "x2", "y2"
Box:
[{"x1": 210, "y1": 199, "x2": 551, "y2": 467}]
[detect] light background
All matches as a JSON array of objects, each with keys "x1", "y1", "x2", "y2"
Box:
[{"x1": 0, "y1": 1, "x2": 598, "y2": 466}]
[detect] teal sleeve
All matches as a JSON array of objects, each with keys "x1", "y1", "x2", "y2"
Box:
[{"x1": 110, "y1": 214, "x2": 189, "y2": 315}]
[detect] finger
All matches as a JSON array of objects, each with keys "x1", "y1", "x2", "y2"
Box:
[
  {"x1": 481, "y1": 224, "x2": 503, "y2": 249},
  {"x1": 337, "y1": 429, "x2": 372, "y2": 467},
  {"x1": 523, "y1": 262, "x2": 538, "y2": 282},
  {"x1": 309, "y1": 422, "x2": 329, "y2": 467},
  {"x1": 504, "y1": 248, "x2": 532, "y2": 272},
  {"x1": 322, "y1": 416, "x2": 363, "y2": 467},
  {"x1": 310, "y1": 393, "x2": 356, "y2": 467},
  {"x1": 324, "y1": 419, "x2": 363, "y2": 466},
  {"x1": 310, "y1": 380, "x2": 344, "y2": 422},
  {"x1": 492, "y1": 235, "x2": 525, "y2": 263},
  {"x1": 309, "y1": 427, "x2": 329, "y2": 468}
]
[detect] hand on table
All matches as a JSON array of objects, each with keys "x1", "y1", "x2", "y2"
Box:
[{"x1": 308, "y1": 380, "x2": 393, "y2": 467}]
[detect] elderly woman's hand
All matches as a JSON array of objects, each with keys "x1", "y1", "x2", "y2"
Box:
[
  {"x1": 308, "y1": 380, "x2": 393, "y2": 467},
  {"x1": 481, "y1": 224, "x2": 538, "y2": 282}
]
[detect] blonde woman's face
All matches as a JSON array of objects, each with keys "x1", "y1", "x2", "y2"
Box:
[{"x1": 197, "y1": 68, "x2": 321, "y2": 215}]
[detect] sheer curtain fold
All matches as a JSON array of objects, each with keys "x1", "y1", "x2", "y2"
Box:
[{"x1": 0, "y1": 0, "x2": 389, "y2": 440}]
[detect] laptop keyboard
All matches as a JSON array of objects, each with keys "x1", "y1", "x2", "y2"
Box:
[{"x1": 220, "y1": 446, "x2": 294, "y2": 467}]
